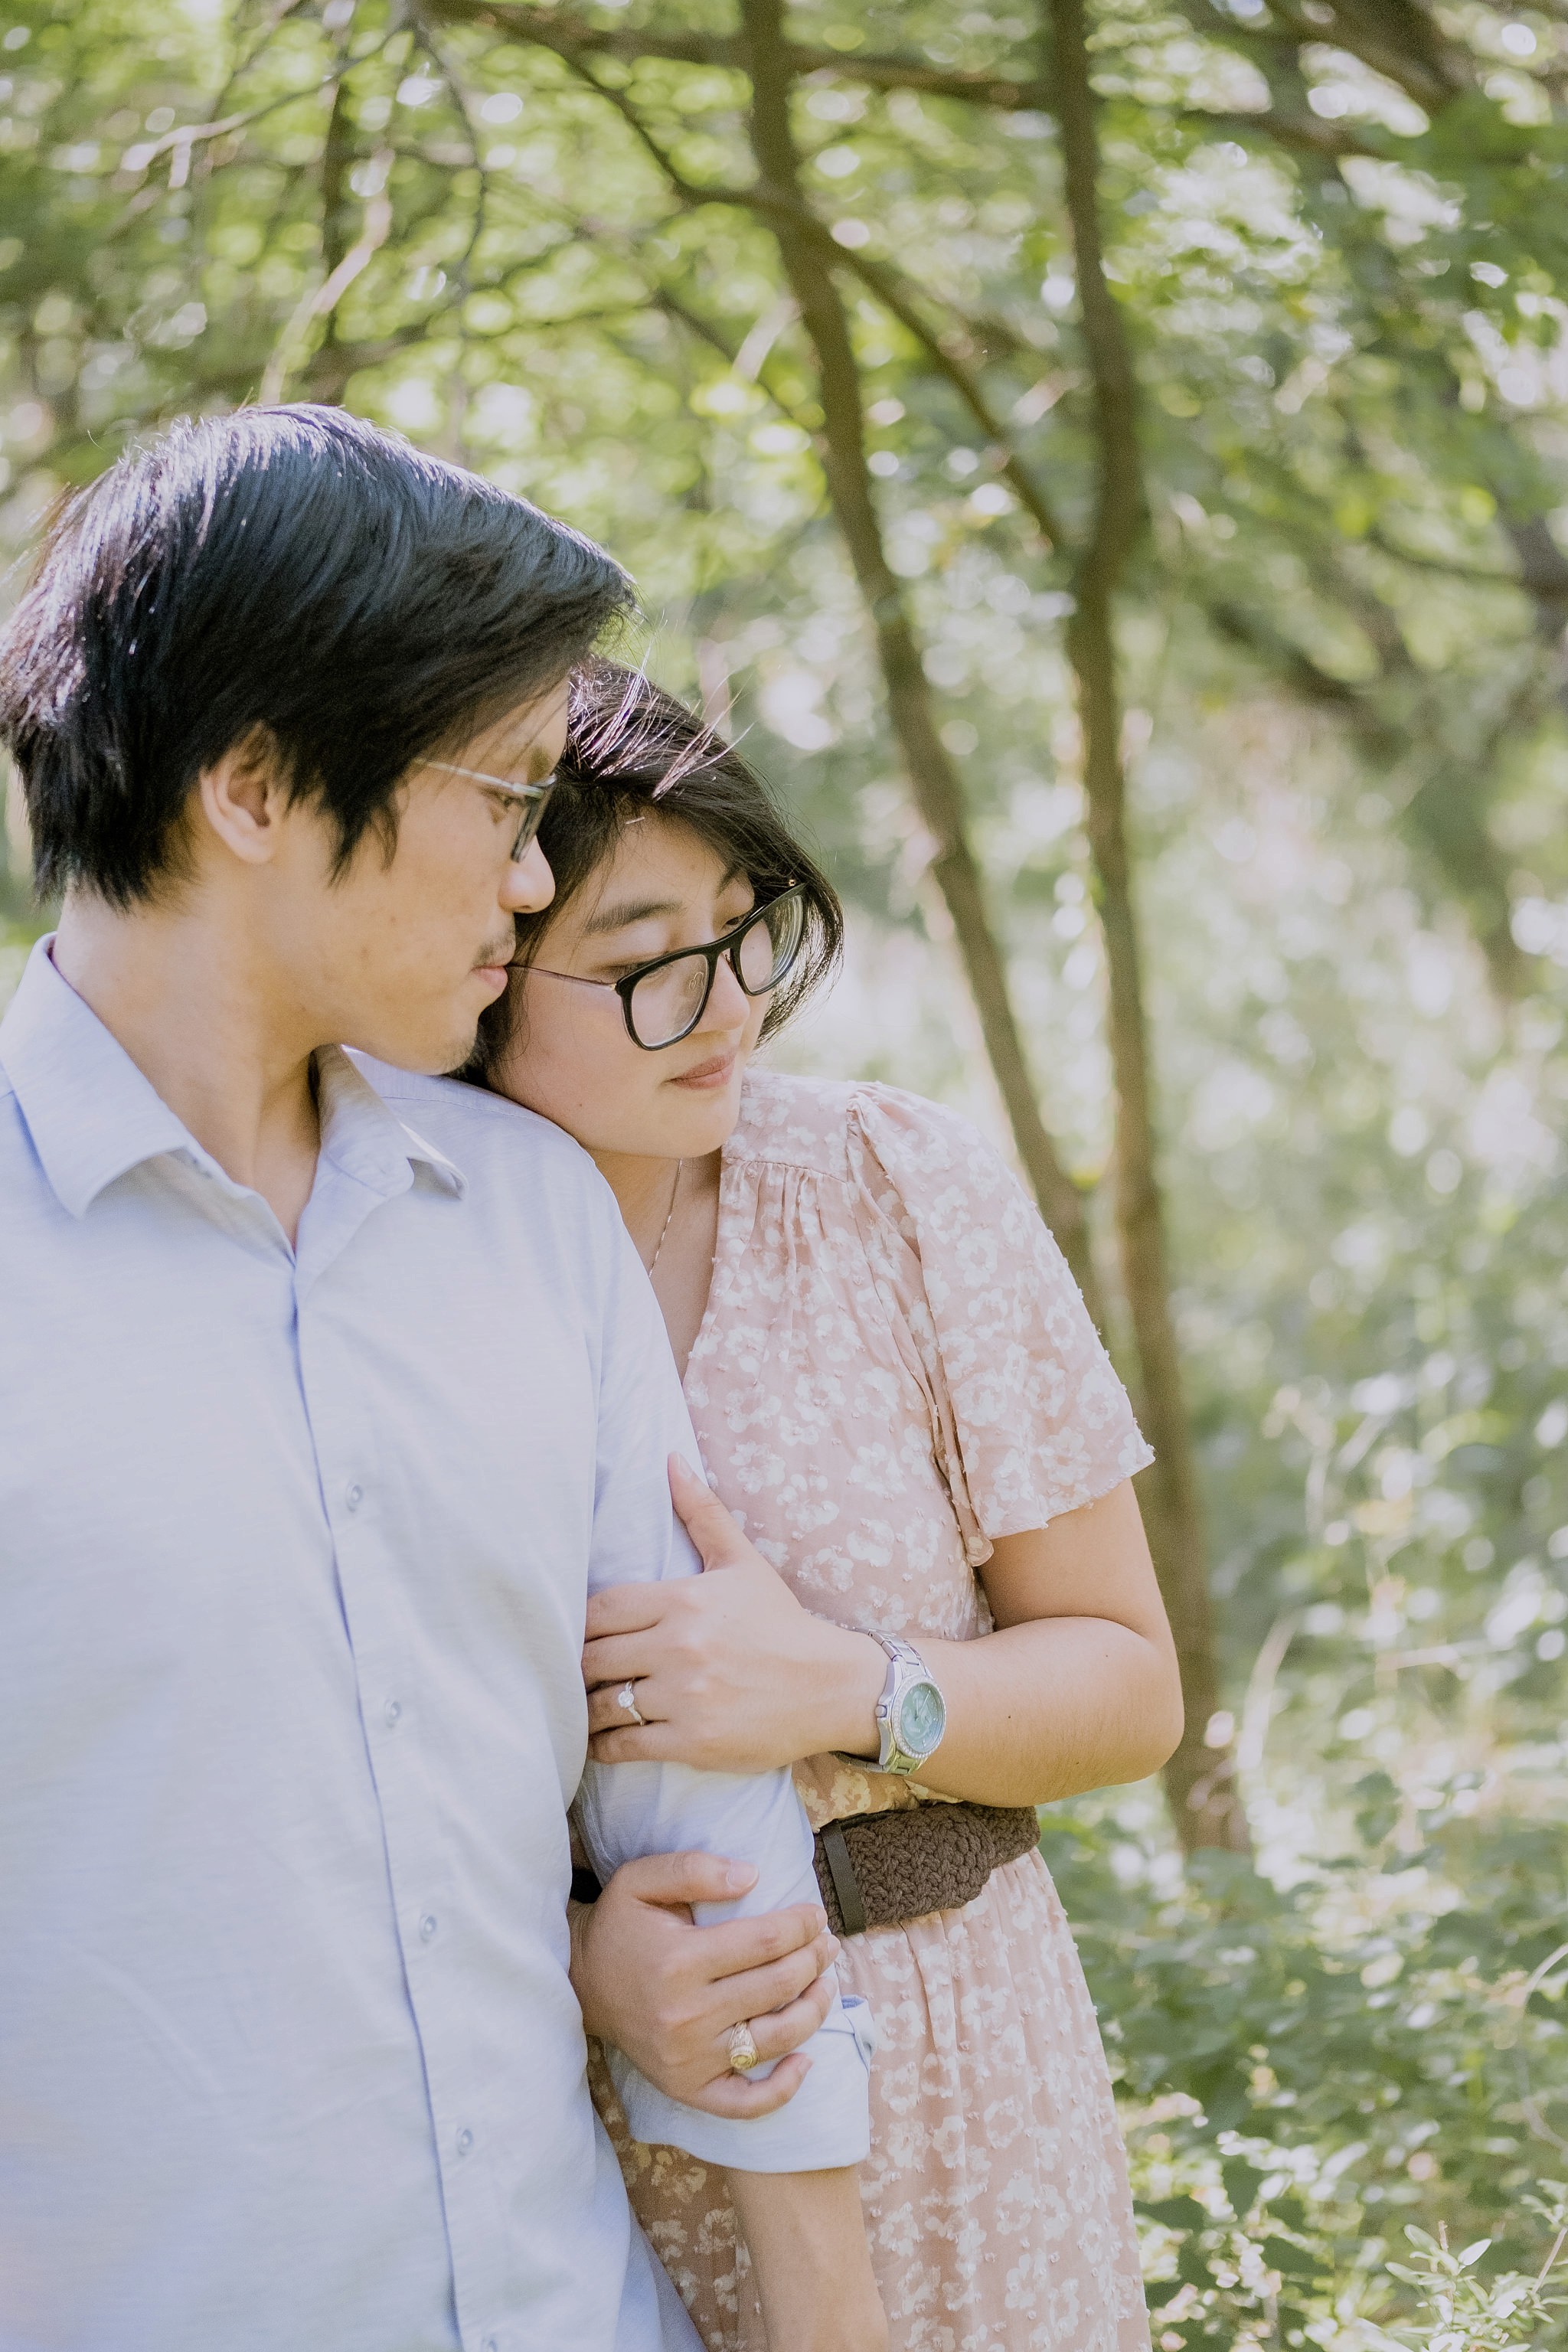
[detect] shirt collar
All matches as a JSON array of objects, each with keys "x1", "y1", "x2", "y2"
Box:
[
  {"x1": 315, "y1": 1046, "x2": 466, "y2": 1201},
  {"x1": 0, "y1": 937, "x2": 465, "y2": 1219}
]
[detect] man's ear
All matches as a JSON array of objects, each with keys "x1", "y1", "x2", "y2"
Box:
[{"x1": 195, "y1": 727, "x2": 291, "y2": 867}]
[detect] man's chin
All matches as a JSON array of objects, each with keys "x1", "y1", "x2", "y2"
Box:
[{"x1": 341, "y1": 1013, "x2": 481, "y2": 1080}]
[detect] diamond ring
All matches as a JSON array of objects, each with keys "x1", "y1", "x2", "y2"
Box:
[
  {"x1": 616, "y1": 1681, "x2": 645, "y2": 1727},
  {"x1": 726, "y1": 2020, "x2": 762, "y2": 2074}
]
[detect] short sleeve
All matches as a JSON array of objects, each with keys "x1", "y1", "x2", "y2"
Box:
[{"x1": 847, "y1": 1086, "x2": 1153, "y2": 1562}]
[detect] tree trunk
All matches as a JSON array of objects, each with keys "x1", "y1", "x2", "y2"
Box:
[
  {"x1": 739, "y1": 0, "x2": 1105, "y2": 1330},
  {"x1": 1049, "y1": 0, "x2": 1246, "y2": 1850}
]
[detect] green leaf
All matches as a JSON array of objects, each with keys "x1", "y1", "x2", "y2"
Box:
[
  {"x1": 1222, "y1": 2158, "x2": 1266, "y2": 2219},
  {"x1": 1137, "y1": 2196, "x2": 1211, "y2": 2230},
  {"x1": 1261, "y1": 2236, "x2": 1328, "y2": 2281}
]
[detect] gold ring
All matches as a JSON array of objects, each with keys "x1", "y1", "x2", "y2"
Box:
[
  {"x1": 616, "y1": 1681, "x2": 645, "y2": 1727},
  {"x1": 726, "y1": 2020, "x2": 762, "y2": 2075}
]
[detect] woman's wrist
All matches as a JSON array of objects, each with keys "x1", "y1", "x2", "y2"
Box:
[{"x1": 809, "y1": 1621, "x2": 888, "y2": 1761}]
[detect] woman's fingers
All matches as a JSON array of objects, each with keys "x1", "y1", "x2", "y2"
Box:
[
  {"x1": 586, "y1": 1680, "x2": 662, "y2": 1736},
  {"x1": 586, "y1": 1723, "x2": 674, "y2": 1764},
  {"x1": 668, "y1": 1452, "x2": 750, "y2": 1570},
  {"x1": 581, "y1": 1629, "x2": 662, "y2": 1691},
  {"x1": 584, "y1": 1580, "x2": 668, "y2": 1642}
]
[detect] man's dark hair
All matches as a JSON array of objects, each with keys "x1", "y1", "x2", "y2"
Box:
[
  {"x1": 466, "y1": 658, "x2": 843, "y2": 1085},
  {"x1": 0, "y1": 404, "x2": 633, "y2": 904}
]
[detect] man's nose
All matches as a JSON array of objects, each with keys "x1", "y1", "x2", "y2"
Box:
[{"x1": 502, "y1": 838, "x2": 555, "y2": 914}]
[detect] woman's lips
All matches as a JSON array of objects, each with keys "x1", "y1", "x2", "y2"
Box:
[{"x1": 670, "y1": 1051, "x2": 737, "y2": 1090}]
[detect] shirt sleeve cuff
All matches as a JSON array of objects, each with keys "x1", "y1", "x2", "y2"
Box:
[{"x1": 605, "y1": 1991, "x2": 874, "y2": 2174}]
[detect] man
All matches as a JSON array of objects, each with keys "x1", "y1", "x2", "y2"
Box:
[{"x1": 0, "y1": 408, "x2": 884, "y2": 2352}]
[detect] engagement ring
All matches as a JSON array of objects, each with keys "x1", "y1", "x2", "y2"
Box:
[
  {"x1": 616, "y1": 1681, "x2": 645, "y2": 1727},
  {"x1": 726, "y1": 2020, "x2": 762, "y2": 2074}
]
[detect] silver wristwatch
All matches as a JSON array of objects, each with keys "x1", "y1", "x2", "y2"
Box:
[{"x1": 859, "y1": 1631, "x2": 947, "y2": 1775}]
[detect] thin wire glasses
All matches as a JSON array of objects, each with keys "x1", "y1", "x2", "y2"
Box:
[
  {"x1": 532, "y1": 884, "x2": 808, "y2": 1050},
  {"x1": 426, "y1": 759, "x2": 557, "y2": 863}
]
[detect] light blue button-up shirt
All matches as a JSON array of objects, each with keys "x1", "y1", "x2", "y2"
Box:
[{"x1": 0, "y1": 941, "x2": 868, "y2": 2352}]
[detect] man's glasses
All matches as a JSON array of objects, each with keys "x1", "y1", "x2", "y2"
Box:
[
  {"x1": 426, "y1": 759, "x2": 557, "y2": 864},
  {"x1": 532, "y1": 885, "x2": 808, "y2": 1050}
]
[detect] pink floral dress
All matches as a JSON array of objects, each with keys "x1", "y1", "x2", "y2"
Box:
[{"x1": 589, "y1": 1070, "x2": 1155, "y2": 2352}]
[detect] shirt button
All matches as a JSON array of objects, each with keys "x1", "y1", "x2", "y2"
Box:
[
  {"x1": 419, "y1": 1913, "x2": 438, "y2": 1942},
  {"x1": 384, "y1": 1699, "x2": 401, "y2": 1726},
  {"x1": 345, "y1": 1481, "x2": 363, "y2": 1511},
  {"x1": 456, "y1": 2127, "x2": 473, "y2": 2156}
]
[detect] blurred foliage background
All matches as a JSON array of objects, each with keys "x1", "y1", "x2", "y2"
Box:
[{"x1": 4, "y1": 0, "x2": 1568, "y2": 2341}]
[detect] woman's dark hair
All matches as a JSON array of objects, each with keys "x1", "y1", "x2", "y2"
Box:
[
  {"x1": 0, "y1": 403, "x2": 632, "y2": 905},
  {"x1": 468, "y1": 659, "x2": 843, "y2": 1083}
]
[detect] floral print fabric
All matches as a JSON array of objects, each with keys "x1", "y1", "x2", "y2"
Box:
[{"x1": 590, "y1": 1071, "x2": 1155, "y2": 2351}]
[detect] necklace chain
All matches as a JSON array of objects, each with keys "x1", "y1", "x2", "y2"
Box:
[{"x1": 646, "y1": 1160, "x2": 683, "y2": 1276}]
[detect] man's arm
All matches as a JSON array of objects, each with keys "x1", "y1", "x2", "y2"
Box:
[{"x1": 570, "y1": 1207, "x2": 872, "y2": 2167}]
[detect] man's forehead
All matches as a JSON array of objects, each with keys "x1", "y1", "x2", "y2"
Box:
[{"x1": 473, "y1": 678, "x2": 570, "y2": 766}]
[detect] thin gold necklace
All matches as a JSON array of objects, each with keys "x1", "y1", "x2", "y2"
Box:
[{"x1": 645, "y1": 1160, "x2": 683, "y2": 1276}]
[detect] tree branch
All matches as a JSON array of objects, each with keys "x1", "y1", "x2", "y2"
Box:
[
  {"x1": 419, "y1": 0, "x2": 1054, "y2": 110},
  {"x1": 1204, "y1": 590, "x2": 1539, "y2": 998},
  {"x1": 1167, "y1": 0, "x2": 1470, "y2": 114},
  {"x1": 1050, "y1": 0, "x2": 1243, "y2": 1854},
  {"x1": 1366, "y1": 523, "x2": 1563, "y2": 596},
  {"x1": 1181, "y1": 105, "x2": 1388, "y2": 159},
  {"x1": 259, "y1": 145, "x2": 394, "y2": 403},
  {"x1": 736, "y1": 0, "x2": 1106, "y2": 1322},
  {"x1": 538, "y1": 54, "x2": 1073, "y2": 551}
]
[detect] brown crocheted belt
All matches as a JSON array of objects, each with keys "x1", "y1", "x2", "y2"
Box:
[{"x1": 812, "y1": 1801, "x2": 1040, "y2": 1936}]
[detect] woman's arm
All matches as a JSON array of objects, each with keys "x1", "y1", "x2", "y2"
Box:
[
  {"x1": 880, "y1": 1482, "x2": 1184, "y2": 1804},
  {"x1": 583, "y1": 1462, "x2": 1183, "y2": 1806},
  {"x1": 725, "y1": 2166, "x2": 888, "y2": 2352}
]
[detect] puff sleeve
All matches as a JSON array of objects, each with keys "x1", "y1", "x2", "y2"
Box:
[{"x1": 846, "y1": 1085, "x2": 1153, "y2": 1564}]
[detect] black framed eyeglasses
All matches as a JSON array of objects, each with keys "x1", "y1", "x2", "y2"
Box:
[
  {"x1": 426, "y1": 759, "x2": 557, "y2": 863},
  {"x1": 532, "y1": 884, "x2": 808, "y2": 1050}
]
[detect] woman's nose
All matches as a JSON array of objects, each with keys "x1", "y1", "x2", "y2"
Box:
[
  {"x1": 704, "y1": 952, "x2": 752, "y2": 1030},
  {"x1": 502, "y1": 838, "x2": 555, "y2": 915}
]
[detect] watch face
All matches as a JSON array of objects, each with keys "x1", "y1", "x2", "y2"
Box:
[{"x1": 894, "y1": 1678, "x2": 946, "y2": 1758}]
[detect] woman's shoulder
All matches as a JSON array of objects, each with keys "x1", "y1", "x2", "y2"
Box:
[
  {"x1": 730, "y1": 1067, "x2": 1005, "y2": 1197},
  {"x1": 727, "y1": 1066, "x2": 861, "y2": 1177}
]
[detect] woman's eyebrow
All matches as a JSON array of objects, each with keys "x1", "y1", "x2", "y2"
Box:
[
  {"x1": 580, "y1": 895, "x2": 684, "y2": 937},
  {"x1": 580, "y1": 867, "x2": 753, "y2": 938}
]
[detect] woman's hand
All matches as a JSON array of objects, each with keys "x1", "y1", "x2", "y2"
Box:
[{"x1": 583, "y1": 1457, "x2": 887, "y2": 1772}]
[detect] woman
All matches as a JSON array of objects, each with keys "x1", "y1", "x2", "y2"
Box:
[{"x1": 472, "y1": 662, "x2": 1182, "y2": 2352}]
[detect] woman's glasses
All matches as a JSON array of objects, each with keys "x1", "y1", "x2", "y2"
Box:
[
  {"x1": 532, "y1": 884, "x2": 808, "y2": 1050},
  {"x1": 426, "y1": 759, "x2": 557, "y2": 864}
]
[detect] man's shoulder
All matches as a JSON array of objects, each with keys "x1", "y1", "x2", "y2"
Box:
[
  {"x1": 354, "y1": 1057, "x2": 586, "y2": 1165},
  {"x1": 350, "y1": 1057, "x2": 617, "y2": 1230}
]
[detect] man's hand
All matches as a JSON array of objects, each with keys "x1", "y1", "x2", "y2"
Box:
[{"x1": 569, "y1": 1851, "x2": 841, "y2": 2117}]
